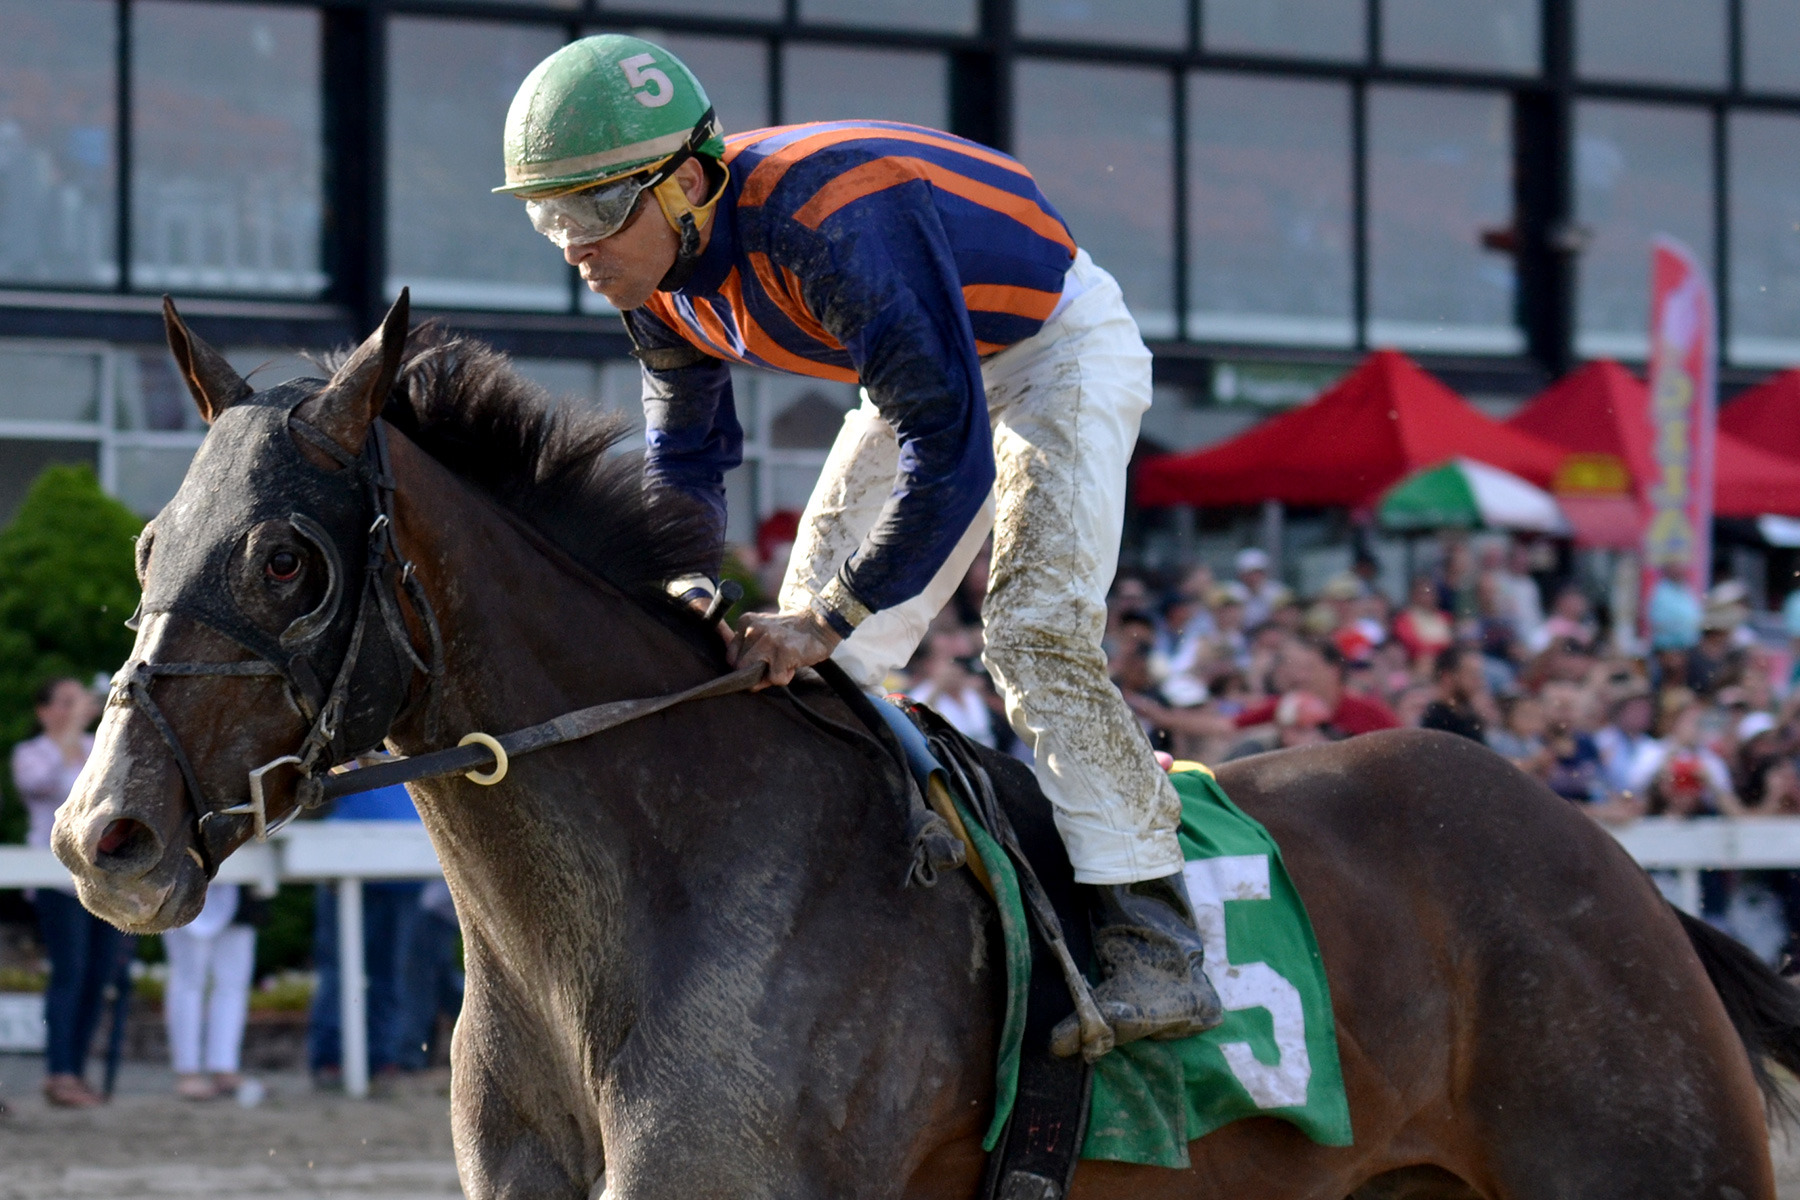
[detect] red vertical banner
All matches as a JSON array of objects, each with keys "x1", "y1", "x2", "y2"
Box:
[{"x1": 1640, "y1": 236, "x2": 1718, "y2": 615}]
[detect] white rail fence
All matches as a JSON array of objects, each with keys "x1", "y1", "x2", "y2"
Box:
[
  {"x1": 3, "y1": 817, "x2": 1799, "y2": 1097},
  {"x1": 0, "y1": 822, "x2": 436, "y2": 1099}
]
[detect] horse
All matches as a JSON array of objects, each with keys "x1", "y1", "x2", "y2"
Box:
[{"x1": 53, "y1": 297, "x2": 1800, "y2": 1199}]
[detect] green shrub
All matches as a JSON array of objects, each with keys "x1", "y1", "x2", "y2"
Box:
[{"x1": 0, "y1": 466, "x2": 143, "y2": 843}]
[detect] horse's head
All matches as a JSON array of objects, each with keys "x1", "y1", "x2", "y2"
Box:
[{"x1": 53, "y1": 294, "x2": 429, "y2": 932}]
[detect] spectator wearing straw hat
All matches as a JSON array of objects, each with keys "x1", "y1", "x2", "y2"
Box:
[
  {"x1": 1233, "y1": 548, "x2": 1287, "y2": 628},
  {"x1": 1595, "y1": 685, "x2": 1659, "y2": 798},
  {"x1": 1690, "y1": 583, "x2": 1751, "y2": 697}
]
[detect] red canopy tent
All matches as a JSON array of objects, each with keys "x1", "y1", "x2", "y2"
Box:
[
  {"x1": 1719, "y1": 368, "x2": 1800, "y2": 462},
  {"x1": 1505, "y1": 360, "x2": 1800, "y2": 534},
  {"x1": 1135, "y1": 350, "x2": 1568, "y2": 508}
]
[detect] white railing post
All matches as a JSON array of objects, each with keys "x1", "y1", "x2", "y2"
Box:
[
  {"x1": 1675, "y1": 867, "x2": 1702, "y2": 918},
  {"x1": 337, "y1": 875, "x2": 369, "y2": 1099}
]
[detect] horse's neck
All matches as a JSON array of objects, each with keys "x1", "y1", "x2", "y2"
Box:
[
  {"x1": 378, "y1": 436, "x2": 729, "y2": 958},
  {"x1": 384, "y1": 432, "x2": 712, "y2": 743},
  {"x1": 372, "y1": 437, "x2": 996, "y2": 1146}
]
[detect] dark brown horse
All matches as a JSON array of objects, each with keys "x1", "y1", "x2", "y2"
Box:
[{"x1": 54, "y1": 300, "x2": 1800, "y2": 1199}]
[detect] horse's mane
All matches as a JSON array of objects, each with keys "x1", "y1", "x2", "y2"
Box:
[{"x1": 330, "y1": 323, "x2": 718, "y2": 601}]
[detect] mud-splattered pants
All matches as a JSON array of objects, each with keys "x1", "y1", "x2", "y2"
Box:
[{"x1": 781, "y1": 250, "x2": 1185, "y2": 885}]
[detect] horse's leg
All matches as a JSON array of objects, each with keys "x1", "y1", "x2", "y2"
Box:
[
  {"x1": 450, "y1": 958, "x2": 602, "y2": 1200},
  {"x1": 1449, "y1": 896, "x2": 1776, "y2": 1200}
]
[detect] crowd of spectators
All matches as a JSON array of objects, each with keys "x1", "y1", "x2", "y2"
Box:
[{"x1": 828, "y1": 531, "x2": 1800, "y2": 968}]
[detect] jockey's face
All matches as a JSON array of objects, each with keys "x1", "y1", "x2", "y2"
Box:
[{"x1": 562, "y1": 157, "x2": 710, "y2": 311}]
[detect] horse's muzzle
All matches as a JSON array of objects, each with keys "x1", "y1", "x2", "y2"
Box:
[{"x1": 51, "y1": 747, "x2": 208, "y2": 933}]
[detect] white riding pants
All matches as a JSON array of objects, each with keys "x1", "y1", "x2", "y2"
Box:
[
  {"x1": 161, "y1": 884, "x2": 254, "y2": 1075},
  {"x1": 781, "y1": 250, "x2": 1184, "y2": 884}
]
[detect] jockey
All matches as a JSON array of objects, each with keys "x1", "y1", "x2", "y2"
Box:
[{"x1": 498, "y1": 34, "x2": 1223, "y2": 1058}]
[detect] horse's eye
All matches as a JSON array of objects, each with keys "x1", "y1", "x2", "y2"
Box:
[{"x1": 266, "y1": 550, "x2": 301, "y2": 582}]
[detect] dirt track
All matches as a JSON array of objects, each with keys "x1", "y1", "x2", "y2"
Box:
[
  {"x1": 0, "y1": 1061, "x2": 459, "y2": 1199},
  {"x1": 6, "y1": 1057, "x2": 1800, "y2": 1197}
]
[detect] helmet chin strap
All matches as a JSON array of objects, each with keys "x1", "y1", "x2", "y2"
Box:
[{"x1": 653, "y1": 162, "x2": 728, "y2": 293}]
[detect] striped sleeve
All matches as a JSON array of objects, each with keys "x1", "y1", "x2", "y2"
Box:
[
  {"x1": 624, "y1": 306, "x2": 743, "y2": 574},
  {"x1": 760, "y1": 169, "x2": 996, "y2": 622}
]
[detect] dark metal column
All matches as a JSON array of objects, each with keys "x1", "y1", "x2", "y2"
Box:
[
  {"x1": 322, "y1": 3, "x2": 389, "y2": 333},
  {"x1": 1513, "y1": 0, "x2": 1576, "y2": 376},
  {"x1": 951, "y1": 0, "x2": 1011, "y2": 152},
  {"x1": 116, "y1": 0, "x2": 133, "y2": 294}
]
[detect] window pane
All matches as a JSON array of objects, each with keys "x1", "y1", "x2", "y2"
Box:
[
  {"x1": 1187, "y1": 74, "x2": 1352, "y2": 346},
  {"x1": 1204, "y1": 0, "x2": 1365, "y2": 62},
  {"x1": 0, "y1": 348, "x2": 101, "y2": 423},
  {"x1": 1017, "y1": 0, "x2": 1187, "y2": 47},
  {"x1": 602, "y1": 0, "x2": 783, "y2": 18},
  {"x1": 781, "y1": 46, "x2": 947, "y2": 128},
  {"x1": 1577, "y1": 0, "x2": 1726, "y2": 86},
  {"x1": 1368, "y1": 87, "x2": 1518, "y2": 353},
  {"x1": 1744, "y1": 0, "x2": 1800, "y2": 93},
  {"x1": 799, "y1": 0, "x2": 977, "y2": 34},
  {"x1": 132, "y1": 3, "x2": 323, "y2": 296},
  {"x1": 762, "y1": 375, "x2": 857, "y2": 449},
  {"x1": 387, "y1": 18, "x2": 567, "y2": 311},
  {"x1": 114, "y1": 443, "x2": 199, "y2": 517},
  {"x1": 634, "y1": 34, "x2": 769, "y2": 136},
  {"x1": 1574, "y1": 101, "x2": 1712, "y2": 359},
  {"x1": 1016, "y1": 60, "x2": 1174, "y2": 337},
  {"x1": 1727, "y1": 113, "x2": 1800, "y2": 365},
  {"x1": 1381, "y1": 0, "x2": 1539, "y2": 74},
  {"x1": 115, "y1": 347, "x2": 203, "y2": 431},
  {"x1": 0, "y1": 0, "x2": 116, "y2": 286}
]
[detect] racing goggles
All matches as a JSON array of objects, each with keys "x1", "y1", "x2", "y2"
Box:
[
  {"x1": 526, "y1": 174, "x2": 657, "y2": 248},
  {"x1": 524, "y1": 106, "x2": 720, "y2": 249}
]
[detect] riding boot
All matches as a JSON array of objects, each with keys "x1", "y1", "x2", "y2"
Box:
[{"x1": 1050, "y1": 873, "x2": 1224, "y2": 1059}]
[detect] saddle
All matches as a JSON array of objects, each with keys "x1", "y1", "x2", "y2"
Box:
[{"x1": 809, "y1": 662, "x2": 1097, "y2": 1200}]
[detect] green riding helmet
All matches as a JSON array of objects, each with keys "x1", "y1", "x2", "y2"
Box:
[{"x1": 496, "y1": 34, "x2": 726, "y2": 198}]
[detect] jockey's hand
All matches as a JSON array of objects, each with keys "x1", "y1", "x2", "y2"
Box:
[{"x1": 731, "y1": 608, "x2": 842, "y2": 689}]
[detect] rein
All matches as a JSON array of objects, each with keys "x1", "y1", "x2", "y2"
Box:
[{"x1": 303, "y1": 663, "x2": 766, "y2": 805}]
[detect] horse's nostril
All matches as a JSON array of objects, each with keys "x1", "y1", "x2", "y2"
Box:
[{"x1": 95, "y1": 818, "x2": 157, "y2": 866}]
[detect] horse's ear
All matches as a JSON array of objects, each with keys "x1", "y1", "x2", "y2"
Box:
[
  {"x1": 162, "y1": 296, "x2": 252, "y2": 424},
  {"x1": 296, "y1": 290, "x2": 410, "y2": 458}
]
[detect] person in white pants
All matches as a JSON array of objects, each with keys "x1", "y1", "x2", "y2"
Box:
[
  {"x1": 161, "y1": 882, "x2": 254, "y2": 1100},
  {"x1": 781, "y1": 252, "x2": 1183, "y2": 881},
  {"x1": 502, "y1": 36, "x2": 1223, "y2": 1060}
]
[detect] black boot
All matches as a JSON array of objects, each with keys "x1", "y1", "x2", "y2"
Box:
[{"x1": 1050, "y1": 873, "x2": 1224, "y2": 1059}]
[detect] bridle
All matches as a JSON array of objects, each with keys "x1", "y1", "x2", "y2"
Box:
[
  {"x1": 111, "y1": 394, "x2": 443, "y2": 876},
  {"x1": 109, "y1": 380, "x2": 766, "y2": 880}
]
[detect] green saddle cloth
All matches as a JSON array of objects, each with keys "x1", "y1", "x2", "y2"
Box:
[{"x1": 958, "y1": 765, "x2": 1353, "y2": 1170}]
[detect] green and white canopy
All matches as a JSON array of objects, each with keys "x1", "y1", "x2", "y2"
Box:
[{"x1": 1378, "y1": 457, "x2": 1571, "y2": 534}]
